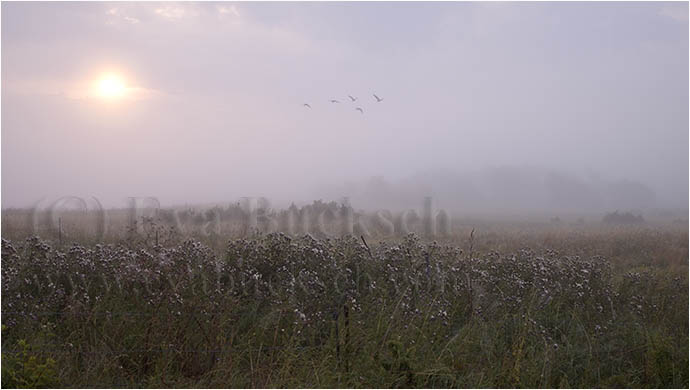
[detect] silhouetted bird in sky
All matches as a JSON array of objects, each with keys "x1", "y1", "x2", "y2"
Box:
[
  {"x1": 303, "y1": 103, "x2": 311, "y2": 108},
  {"x1": 373, "y1": 94, "x2": 383, "y2": 102},
  {"x1": 348, "y1": 95, "x2": 357, "y2": 102},
  {"x1": 355, "y1": 107, "x2": 364, "y2": 114},
  {"x1": 330, "y1": 99, "x2": 340, "y2": 103}
]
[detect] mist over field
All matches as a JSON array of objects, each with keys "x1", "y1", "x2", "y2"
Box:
[
  {"x1": 2, "y1": 2, "x2": 688, "y2": 212},
  {"x1": 2, "y1": 3, "x2": 689, "y2": 388},
  {"x1": 319, "y1": 166, "x2": 660, "y2": 215}
]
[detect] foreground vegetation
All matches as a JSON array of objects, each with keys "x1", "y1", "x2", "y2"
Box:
[{"x1": 1, "y1": 224, "x2": 688, "y2": 387}]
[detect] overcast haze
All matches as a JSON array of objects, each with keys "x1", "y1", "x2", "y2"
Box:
[{"x1": 2, "y1": 2, "x2": 688, "y2": 212}]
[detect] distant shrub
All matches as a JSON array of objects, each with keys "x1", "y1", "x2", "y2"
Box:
[{"x1": 602, "y1": 210, "x2": 644, "y2": 225}]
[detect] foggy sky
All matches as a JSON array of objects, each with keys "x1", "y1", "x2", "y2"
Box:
[{"x1": 2, "y1": 2, "x2": 688, "y2": 211}]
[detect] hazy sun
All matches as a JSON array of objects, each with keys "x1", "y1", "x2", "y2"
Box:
[{"x1": 95, "y1": 74, "x2": 127, "y2": 99}]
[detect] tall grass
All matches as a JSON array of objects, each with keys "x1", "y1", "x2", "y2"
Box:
[{"x1": 2, "y1": 225, "x2": 687, "y2": 387}]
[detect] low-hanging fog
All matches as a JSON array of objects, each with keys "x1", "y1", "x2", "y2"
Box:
[{"x1": 2, "y1": 2, "x2": 688, "y2": 214}]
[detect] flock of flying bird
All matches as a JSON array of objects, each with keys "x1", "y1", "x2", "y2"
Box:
[{"x1": 303, "y1": 93, "x2": 384, "y2": 114}]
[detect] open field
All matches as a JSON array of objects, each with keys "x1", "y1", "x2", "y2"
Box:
[
  {"x1": 2, "y1": 209, "x2": 687, "y2": 388},
  {"x1": 3, "y1": 1, "x2": 688, "y2": 388}
]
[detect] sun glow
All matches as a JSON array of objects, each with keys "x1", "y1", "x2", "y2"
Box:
[{"x1": 95, "y1": 74, "x2": 127, "y2": 99}]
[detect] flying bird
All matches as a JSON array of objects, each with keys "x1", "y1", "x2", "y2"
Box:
[
  {"x1": 330, "y1": 99, "x2": 340, "y2": 103},
  {"x1": 348, "y1": 95, "x2": 357, "y2": 102},
  {"x1": 303, "y1": 103, "x2": 311, "y2": 108},
  {"x1": 373, "y1": 94, "x2": 384, "y2": 102},
  {"x1": 355, "y1": 107, "x2": 364, "y2": 114}
]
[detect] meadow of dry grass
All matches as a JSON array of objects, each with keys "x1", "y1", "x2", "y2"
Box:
[{"x1": 1, "y1": 206, "x2": 688, "y2": 387}]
